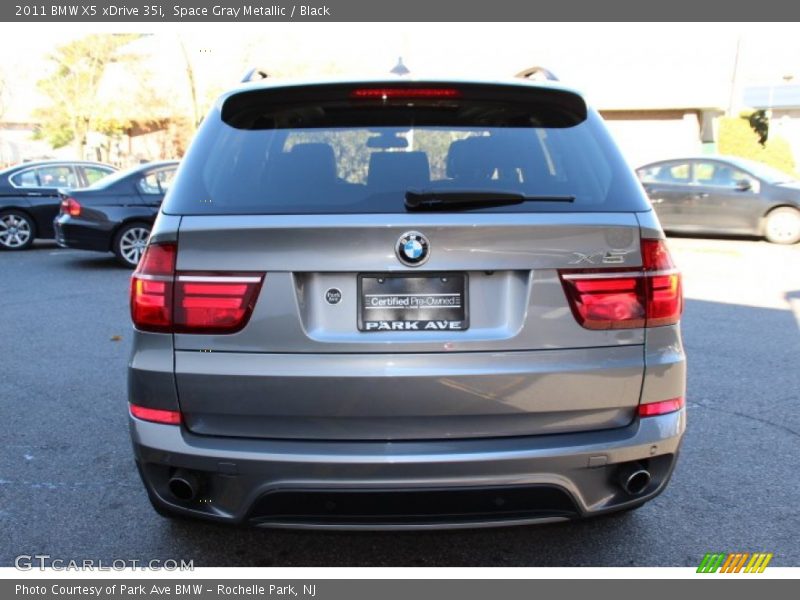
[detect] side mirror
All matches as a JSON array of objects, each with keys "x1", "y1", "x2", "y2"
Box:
[{"x1": 735, "y1": 179, "x2": 753, "y2": 192}]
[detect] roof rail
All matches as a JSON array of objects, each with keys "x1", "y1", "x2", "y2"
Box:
[
  {"x1": 515, "y1": 66, "x2": 560, "y2": 82},
  {"x1": 240, "y1": 67, "x2": 270, "y2": 83}
]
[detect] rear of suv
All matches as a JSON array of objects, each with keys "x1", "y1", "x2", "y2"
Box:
[{"x1": 128, "y1": 77, "x2": 686, "y2": 528}]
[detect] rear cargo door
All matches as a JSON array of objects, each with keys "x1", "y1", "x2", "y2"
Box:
[{"x1": 166, "y1": 81, "x2": 651, "y2": 440}]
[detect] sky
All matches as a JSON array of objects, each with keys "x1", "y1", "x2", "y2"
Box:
[{"x1": 1, "y1": 22, "x2": 799, "y2": 122}]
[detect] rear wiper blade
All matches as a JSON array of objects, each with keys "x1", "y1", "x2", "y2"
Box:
[{"x1": 404, "y1": 190, "x2": 575, "y2": 211}]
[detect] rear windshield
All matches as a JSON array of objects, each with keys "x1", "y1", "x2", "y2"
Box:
[{"x1": 164, "y1": 84, "x2": 649, "y2": 215}]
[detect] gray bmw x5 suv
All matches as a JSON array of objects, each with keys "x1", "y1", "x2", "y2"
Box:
[{"x1": 128, "y1": 77, "x2": 686, "y2": 528}]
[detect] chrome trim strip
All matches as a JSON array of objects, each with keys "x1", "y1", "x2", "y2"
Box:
[
  {"x1": 132, "y1": 274, "x2": 172, "y2": 282},
  {"x1": 176, "y1": 275, "x2": 262, "y2": 283},
  {"x1": 561, "y1": 269, "x2": 678, "y2": 280}
]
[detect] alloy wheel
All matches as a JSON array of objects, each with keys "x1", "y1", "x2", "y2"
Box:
[
  {"x1": 0, "y1": 213, "x2": 33, "y2": 249},
  {"x1": 118, "y1": 226, "x2": 151, "y2": 266},
  {"x1": 765, "y1": 208, "x2": 800, "y2": 244}
]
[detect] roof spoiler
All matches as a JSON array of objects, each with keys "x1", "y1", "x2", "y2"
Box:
[
  {"x1": 240, "y1": 67, "x2": 270, "y2": 83},
  {"x1": 222, "y1": 82, "x2": 587, "y2": 129},
  {"x1": 515, "y1": 66, "x2": 560, "y2": 82}
]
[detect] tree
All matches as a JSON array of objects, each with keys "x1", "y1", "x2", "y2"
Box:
[
  {"x1": 34, "y1": 34, "x2": 143, "y2": 157},
  {"x1": 747, "y1": 110, "x2": 769, "y2": 146},
  {"x1": 177, "y1": 35, "x2": 201, "y2": 130},
  {"x1": 718, "y1": 113, "x2": 796, "y2": 176}
]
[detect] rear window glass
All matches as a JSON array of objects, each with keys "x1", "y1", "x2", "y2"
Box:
[
  {"x1": 164, "y1": 84, "x2": 649, "y2": 215},
  {"x1": 83, "y1": 166, "x2": 115, "y2": 185},
  {"x1": 11, "y1": 165, "x2": 78, "y2": 188},
  {"x1": 638, "y1": 162, "x2": 691, "y2": 184},
  {"x1": 138, "y1": 168, "x2": 177, "y2": 195}
]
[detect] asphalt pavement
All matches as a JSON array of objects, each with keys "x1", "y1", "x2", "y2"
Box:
[{"x1": 1, "y1": 237, "x2": 798, "y2": 567}]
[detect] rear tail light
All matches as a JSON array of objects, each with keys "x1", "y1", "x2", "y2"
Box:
[
  {"x1": 130, "y1": 243, "x2": 176, "y2": 332},
  {"x1": 174, "y1": 275, "x2": 263, "y2": 333},
  {"x1": 638, "y1": 397, "x2": 685, "y2": 417},
  {"x1": 60, "y1": 197, "x2": 81, "y2": 216},
  {"x1": 130, "y1": 242, "x2": 264, "y2": 334},
  {"x1": 640, "y1": 239, "x2": 683, "y2": 327},
  {"x1": 559, "y1": 239, "x2": 682, "y2": 330}
]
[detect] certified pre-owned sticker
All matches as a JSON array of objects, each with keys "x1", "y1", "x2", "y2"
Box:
[{"x1": 325, "y1": 288, "x2": 342, "y2": 305}]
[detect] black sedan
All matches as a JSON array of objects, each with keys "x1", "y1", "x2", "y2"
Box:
[
  {"x1": 0, "y1": 160, "x2": 116, "y2": 250},
  {"x1": 54, "y1": 161, "x2": 178, "y2": 267},
  {"x1": 636, "y1": 156, "x2": 800, "y2": 244}
]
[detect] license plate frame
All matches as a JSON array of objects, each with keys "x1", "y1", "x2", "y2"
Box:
[{"x1": 357, "y1": 272, "x2": 469, "y2": 332}]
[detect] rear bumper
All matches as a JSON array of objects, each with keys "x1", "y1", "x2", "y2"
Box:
[
  {"x1": 171, "y1": 346, "x2": 648, "y2": 440},
  {"x1": 131, "y1": 409, "x2": 685, "y2": 529},
  {"x1": 53, "y1": 216, "x2": 110, "y2": 252}
]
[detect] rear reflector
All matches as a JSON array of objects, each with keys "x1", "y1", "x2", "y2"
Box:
[
  {"x1": 130, "y1": 243, "x2": 264, "y2": 334},
  {"x1": 350, "y1": 88, "x2": 461, "y2": 99},
  {"x1": 129, "y1": 404, "x2": 181, "y2": 425},
  {"x1": 559, "y1": 239, "x2": 682, "y2": 330},
  {"x1": 638, "y1": 397, "x2": 685, "y2": 417}
]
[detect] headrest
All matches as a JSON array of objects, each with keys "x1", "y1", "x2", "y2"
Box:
[
  {"x1": 446, "y1": 137, "x2": 499, "y2": 180},
  {"x1": 287, "y1": 143, "x2": 337, "y2": 181},
  {"x1": 367, "y1": 151, "x2": 430, "y2": 189}
]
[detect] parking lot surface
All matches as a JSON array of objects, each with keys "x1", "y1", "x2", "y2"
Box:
[{"x1": 1, "y1": 236, "x2": 799, "y2": 566}]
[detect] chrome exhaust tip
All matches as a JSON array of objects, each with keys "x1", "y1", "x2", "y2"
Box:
[
  {"x1": 168, "y1": 470, "x2": 199, "y2": 502},
  {"x1": 617, "y1": 463, "x2": 651, "y2": 496}
]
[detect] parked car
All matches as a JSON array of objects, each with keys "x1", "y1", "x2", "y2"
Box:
[
  {"x1": 54, "y1": 161, "x2": 179, "y2": 267},
  {"x1": 128, "y1": 77, "x2": 686, "y2": 528},
  {"x1": 636, "y1": 156, "x2": 800, "y2": 244},
  {"x1": 0, "y1": 160, "x2": 116, "y2": 250}
]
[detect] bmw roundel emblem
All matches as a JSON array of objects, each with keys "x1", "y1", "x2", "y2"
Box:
[{"x1": 396, "y1": 231, "x2": 430, "y2": 267}]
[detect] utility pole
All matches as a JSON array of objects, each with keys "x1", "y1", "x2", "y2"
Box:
[
  {"x1": 178, "y1": 35, "x2": 200, "y2": 130},
  {"x1": 727, "y1": 35, "x2": 742, "y2": 117}
]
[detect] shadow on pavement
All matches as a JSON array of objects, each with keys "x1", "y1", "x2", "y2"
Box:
[{"x1": 61, "y1": 255, "x2": 128, "y2": 271}]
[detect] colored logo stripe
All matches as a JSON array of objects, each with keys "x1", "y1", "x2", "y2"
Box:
[
  {"x1": 745, "y1": 553, "x2": 773, "y2": 573},
  {"x1": 697, "y1": 553, "x2": 772, "y2": 573},
  {"x1": 697, "y1": 553, "x2": 726, "y2": 573}
]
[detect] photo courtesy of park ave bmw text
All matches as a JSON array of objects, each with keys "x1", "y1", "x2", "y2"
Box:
[{"x1": 0, "y1": 0, "x2": 798, "y2": 594}]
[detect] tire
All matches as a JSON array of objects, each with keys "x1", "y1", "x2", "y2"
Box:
[
  {"x1": 113, "y1": 222, "x2": 151, "y2": 268},
  {"x1": 763, "y1": 207, "x2": 800, "y2": 244},
  {"x1": 0, "y1": 209, "x2": 36, "y2": 250}
]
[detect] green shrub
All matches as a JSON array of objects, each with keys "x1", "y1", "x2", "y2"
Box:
[{"x1": 717, "y1": 114, "x2": 797, "y2": 176}]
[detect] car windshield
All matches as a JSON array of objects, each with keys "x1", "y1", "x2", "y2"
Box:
[{"x1": 163, "y1": 84, "x2": 649, "y2": 215}]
